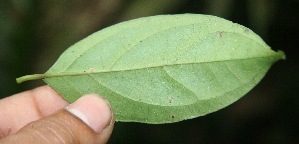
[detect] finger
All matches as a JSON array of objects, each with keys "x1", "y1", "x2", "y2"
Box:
[
  {"x1": 0, "y1": 94, "x2": 114, "y2": 144},
  {"x1": 0, "y1": 86, "x2": 69, "y2": 136}
]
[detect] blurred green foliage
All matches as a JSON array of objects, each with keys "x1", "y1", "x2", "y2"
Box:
[{"x1": 1, "y1": 0, "x2": 298, "y2": 143}]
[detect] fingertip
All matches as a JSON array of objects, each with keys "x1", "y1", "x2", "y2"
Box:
[
  {"x1": 66, "y1": 94, "x2": 114, "y2": 133},
  {"x1": 0, "y1": 89, "x2": 115, "y2": 144}
]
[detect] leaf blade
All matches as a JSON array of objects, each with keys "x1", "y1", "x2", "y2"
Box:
[{"x1": 17, "y1": 14, "x2": 285, "y2": 123}]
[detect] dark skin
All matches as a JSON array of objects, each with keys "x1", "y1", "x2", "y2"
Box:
[{"x1": 0, "y1": 86, "x2": 114, "y2": 144}]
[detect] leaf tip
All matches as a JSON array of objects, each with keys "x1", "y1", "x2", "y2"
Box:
[{"x1": 277, "y1": 50, "x2": 286, "y2": 60}]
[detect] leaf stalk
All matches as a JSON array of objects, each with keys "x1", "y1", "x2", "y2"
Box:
[{"x1": 16, "y1": 74, "x2": 46, "y2": 84}]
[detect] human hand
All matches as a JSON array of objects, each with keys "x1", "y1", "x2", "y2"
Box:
[{"x1": 0, "y1": 86, "x2": 114, "y2": 144}]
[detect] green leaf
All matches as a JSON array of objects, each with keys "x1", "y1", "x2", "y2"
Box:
[{"x1": 16, "y1": 14, "x2": 285, "y2": 124}]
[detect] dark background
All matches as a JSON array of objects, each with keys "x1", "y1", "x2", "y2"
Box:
[{"x1": 1, "y1": 0, "x2": 298, "y2": 143}]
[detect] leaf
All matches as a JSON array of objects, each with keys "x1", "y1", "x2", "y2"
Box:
[{"x1": 16, "y1": 14, "x2": 285, "y2": 124}]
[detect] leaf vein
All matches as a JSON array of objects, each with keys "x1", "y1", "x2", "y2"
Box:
[
  {"x1": 43, "y1": 55, "x2": 280, "y2": 79},
  {"x1": 161, "y1": 67, "x2": 198, "y2": 101}
]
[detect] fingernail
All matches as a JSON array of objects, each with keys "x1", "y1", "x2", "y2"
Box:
[{"x1": 65, "y1": 94, "x2": 112, "y2": 133}]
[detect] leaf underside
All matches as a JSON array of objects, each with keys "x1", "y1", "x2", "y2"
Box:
[{"x1": 17, "y1": 14, "x2": 285, "y2": 123}]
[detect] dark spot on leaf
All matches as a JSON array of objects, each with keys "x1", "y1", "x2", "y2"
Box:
[
  {"x1": 218, "y1": 31, "x2": 223, "y2": 38},
  {"x1": 140, "y1": 40, "x2": 142, "y2": 42},
  {"x1": 171, "y1": 115, "x2": 175, "y2": 118}
]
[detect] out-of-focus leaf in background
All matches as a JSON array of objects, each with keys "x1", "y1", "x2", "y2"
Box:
[
  {"x1": 1, "y1": 0, "x2": 298, "y2": 143},
  {"x1": 0, "y1": 0, "x2": 37, "y2": 95},
  {"x1": 118, "y1": 0, "x2": 187, "y2": 20}
]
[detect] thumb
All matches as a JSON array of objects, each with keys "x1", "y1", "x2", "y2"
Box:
[{"x1": 1, "y1": 94, "x2": 114, "y2": 144}]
